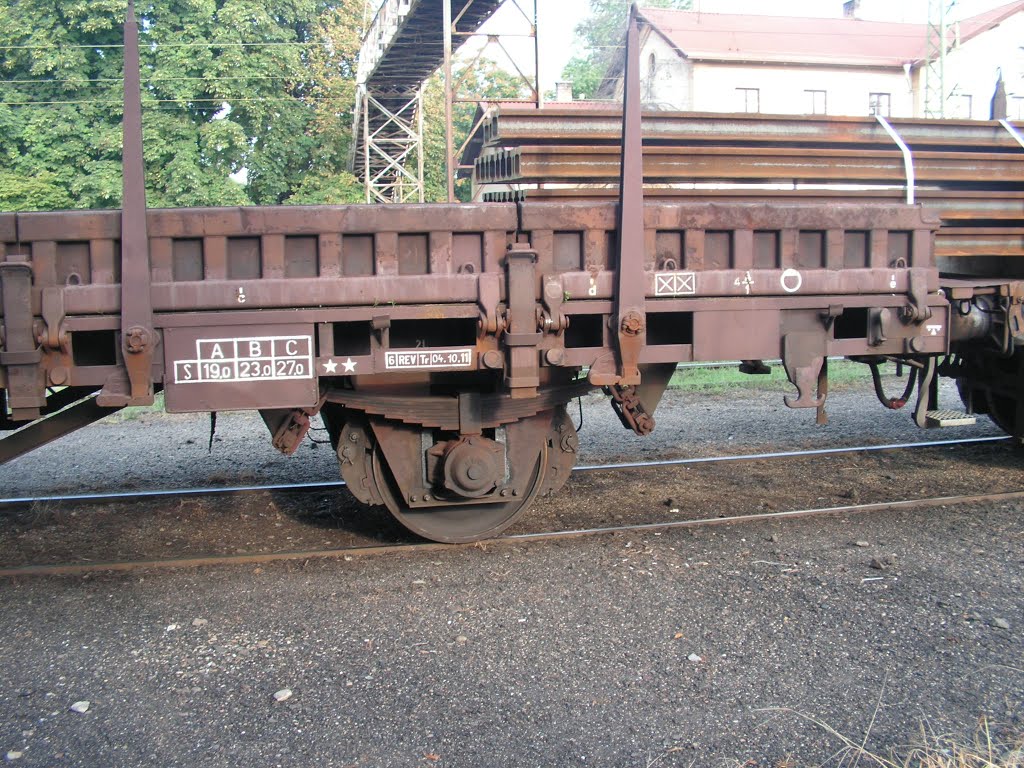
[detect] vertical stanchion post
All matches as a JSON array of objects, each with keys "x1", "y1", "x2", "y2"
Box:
[
  {"x1": 533, "y1": 0, "x2": 542, "y2": 109},
  {"x1": 417, "y1": 83, "x2": 426, "y2": 203},
  {"x1": 363, "y1": 89, "x2": 372, "y2": 204},
  {"x1": 99, "y1": 0, "x2": 156, "y2": 407},
  {"x1": 443, "y1": 0, "x2": 455, "y2": 202},
  {"x1": 613, "y1": 4, "x2": 645, "y2": 386}
]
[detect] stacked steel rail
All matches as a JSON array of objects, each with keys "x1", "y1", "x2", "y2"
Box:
[{"x1": 472, "y1": 107, "x2": 1024, "y2": 275}]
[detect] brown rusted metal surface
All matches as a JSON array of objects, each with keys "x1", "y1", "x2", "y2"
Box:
[
  {"x1": 609, "y1": 4, "x2": 646, "y2": 389},
  {"x1": 100, "y1": 0, "x2": 156, "y2": 409},
  {"x1": 474, "y1": 145, "x2": 1024, "y2": 185},
  {"x1": 471, "y1": 102, "x2": 1024, "y2": 277},
  {"x1": 5, "y1": 2, "x2": 1023, "y2": 543},
  {"x1": 0, "y1": 394, "x2": 121, "y2": 465},
  {"x1": 0, "y1": 201, "x2": 946, "y2": 391},
  {"x1": 478, "y1": 107, "x2": 1023, "y2": 153}
]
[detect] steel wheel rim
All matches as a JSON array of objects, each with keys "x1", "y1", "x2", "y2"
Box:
[{"x1": 371, "y1": 443, "x2": 547, "y2": 544}]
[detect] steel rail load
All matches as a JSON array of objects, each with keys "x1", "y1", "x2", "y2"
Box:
[{"x1": 1, "y1": 5, "x2": 1022, "y2": 543}]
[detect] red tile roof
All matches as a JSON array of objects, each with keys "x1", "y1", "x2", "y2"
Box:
[{"x1": 638, "y1": 1, "x2": 1024, "y2": 68}]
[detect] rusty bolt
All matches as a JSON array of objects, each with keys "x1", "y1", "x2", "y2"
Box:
[
  {"x1": 545, "y1": 348, "x2": 565, "y2": 366},
  {"x1": 124, "y1": 326, "x2": 150, "y2": 354},
  {"x1": 482, "y1": 349, "x2": 503, "y2": 369},
  {"x1": 620, "y1": 311, "x2": 645, "y2": 336}
]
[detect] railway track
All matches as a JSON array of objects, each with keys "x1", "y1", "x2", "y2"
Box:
[
  {"x1": 0, "y1": 435, "x2": 1016, "y2": 578},
  {"x1": 0, "y1": 434, "x2": 1007, "y2": 507},
  {"x1": 1, "y1": 487, "x2": 1021, "y2": 579}
]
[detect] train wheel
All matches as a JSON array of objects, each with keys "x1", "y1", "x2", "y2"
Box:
[
  {"x1": 957, "y1": 348, "x2": 1024, "y2": 439},
  {"x1": 370, "y1": 441, "x2": 547, "y2": 544}
]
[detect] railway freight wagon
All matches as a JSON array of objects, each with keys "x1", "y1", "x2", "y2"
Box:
[{"x1": 0, "y1": 7, "x2": 1021, "y2": 543}]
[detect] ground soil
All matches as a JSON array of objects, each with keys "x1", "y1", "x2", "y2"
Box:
[{"x1": 0, "y1": 380, "x2": 1020, "y2": 767}]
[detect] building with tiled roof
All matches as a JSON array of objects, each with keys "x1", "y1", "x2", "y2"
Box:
[{"x1": 597, "y1": 1, "x2": 1024, "y2": 118}]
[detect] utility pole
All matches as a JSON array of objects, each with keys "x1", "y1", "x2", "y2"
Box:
[{"x1": 924, "y1": 0, "x2": 957, "y2": 118}]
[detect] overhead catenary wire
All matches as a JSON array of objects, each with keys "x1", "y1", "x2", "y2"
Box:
[
  {"x1": 0, "y1": 97, "x2": 349, "y2": 107},
  {"x1": 0, "y1": 41, "x2": 319, "y2": 51}
]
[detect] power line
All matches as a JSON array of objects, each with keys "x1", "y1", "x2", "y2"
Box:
[
  {"x1": 0, "y1": 96, "x2": 348, "y2": 106},
  {"x1": 0, "y1": 41, "x2": 318, "y2": 51},
  {"x1": 3, "y1": 75, "x2": 295, "y2": 85}
]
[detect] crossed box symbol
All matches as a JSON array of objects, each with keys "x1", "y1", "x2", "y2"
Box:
[{"x1": 655, "y1": 272, "x2": 696, "y2": 296}]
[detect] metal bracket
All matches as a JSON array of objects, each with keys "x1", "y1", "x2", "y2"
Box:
[
  {"x1": 782, "y1": 332, "x2": 826, "y2": 409},
  {"x1": 503, "y1": 244, "x2": 540, "y2": 398},
  {"x1": 904, "y1": 269, "x2": 933, "y2": 323},
  {"x1": 478, "y1": 272, "x2": 502, "y2": 334},
  {"x1": 40, "y1": 286, "x2": 67, "y2": 353},
  {"x1": 913, "y1": 356, "x2": 938, "y2": 428},
  {"x1": 875, "y1": 115, "x2": 915, "y2": 204},
  {"x1": 820, "y1": 304, "x2": 844, "y2": 331},
  {"x1": 0, "y1": 260, "x2": 44, "y2": 420},
  {"x1": 261, "y1": 393, "x2": 327, "y2": 456}
]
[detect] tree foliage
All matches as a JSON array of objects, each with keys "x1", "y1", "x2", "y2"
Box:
[
  {"x1": 0, "y1": 0, "x2": 363, "y2": 211},
  {"x1": 422, "y1": 58, "x2": 534, "y2": 202},
  {"x1": 560, "y1": 0, "x2": 692, "y2": 99}
]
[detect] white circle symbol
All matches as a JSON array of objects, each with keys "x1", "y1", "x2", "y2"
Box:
[{"x1": 780, "y1": 268, "x2": 803, "y2": 294}]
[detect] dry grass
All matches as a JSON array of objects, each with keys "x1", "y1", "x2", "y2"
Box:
[{"x1": 756, "y1": 709, "x2": 1024, "y2": 768}]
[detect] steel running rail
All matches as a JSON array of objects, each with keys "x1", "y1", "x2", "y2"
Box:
[
  {"x1": 0, "y1": 435, "x2": 1009, "y2": 507},
  {"x1": 2, "y1": 485, "x2": 1023, "y2": 578}
]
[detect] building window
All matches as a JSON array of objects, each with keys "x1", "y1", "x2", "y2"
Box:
[
  {"x1": 868, "y1": 92, "x2": 891, "y2": 117},
  {"x1": 737, "y1": 88, "x2": 760, "y2": 113},
  {"x1": 949, "y1": 93, "x2": 973, "y2": 119},
  {"x1": 806, "y1": 89, "x2": 827, "y2": 115},
  {"x1": 644, "y1": 52, "x2": 658, "y2": 103}
]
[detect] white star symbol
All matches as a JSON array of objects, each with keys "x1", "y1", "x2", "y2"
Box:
[
  {"x1": 342, "y1": 358, "x2": 357, "y2": 373},
  {"x1": 322, "y1": 359, "x2": 338, "y2": 374}
]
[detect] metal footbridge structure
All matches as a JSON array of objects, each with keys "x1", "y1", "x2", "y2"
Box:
[{"x1": 353, "y1": 0, "x2": 538, "y2": 203}]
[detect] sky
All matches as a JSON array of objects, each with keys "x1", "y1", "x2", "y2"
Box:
[{"x1": 465, "y1": 0, "x2": 1017, "y2": 93}]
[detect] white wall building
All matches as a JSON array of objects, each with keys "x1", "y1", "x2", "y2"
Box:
[{"x1": 598, "y1": 2, "x2": 1024, "y2": 119}]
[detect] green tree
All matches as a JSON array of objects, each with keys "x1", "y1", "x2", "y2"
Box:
[
  {"x1": 560, "y1": 0, "x2": 692, "y2": 99},
  {"x1": 0, "y1": 0, "x2": 363, "y2": 211},
  {"x1": 420, "y1": 58, "x2": 534, "y2": 202}
]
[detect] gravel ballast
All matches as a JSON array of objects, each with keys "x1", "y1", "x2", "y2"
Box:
[{"x1": 0, "y1": 378, "x2": 1020, "y2": 767}]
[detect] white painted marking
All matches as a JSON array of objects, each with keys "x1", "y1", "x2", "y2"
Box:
[
  {"x1": 237, "y1": 287, "x2": 246, "y2": 304},
  {"x1": 654, "y1": 272, "x2": 697, "y2": 297},
  {"x1": 173, "y1": 335, "x2": 313, "y2": 384},
  {"x1": 323, "y1": 359, "x2": 338, "y2": 374},
  {"x1": 734, "y1": 271, "x2": 754, "y2": 295},
  {"x1": 588, "y1": 277, "x2": 598, "y2": 297},
  {"x1": 385, "y1": 348, "x2": 474, "y2": 371},
  {"x1": 780, "y1": 268, "x2": 803, "y2": 294},
  {"x1": 342, "y1": 358, "x2": 357, "y2": 373},
  {"x1": 926, "y1": 324, "x2": 943, "y2": 336},
  {"x1": 889, "y1": 274, "x2": 897, "y2": 289}
]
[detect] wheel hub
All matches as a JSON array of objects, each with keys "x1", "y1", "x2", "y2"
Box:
[{"x1": 442, "y1": 437, "x2": 503, "y2": 498}]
